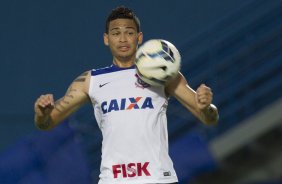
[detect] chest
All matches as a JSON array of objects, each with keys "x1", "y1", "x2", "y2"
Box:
[{"x1": 89, "y1": 70, "x2": 166, "y2": 108}]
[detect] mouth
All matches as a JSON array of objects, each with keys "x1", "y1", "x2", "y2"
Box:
[{"x1": 118, "y1": 46, "x2": 130, "y2": 52}]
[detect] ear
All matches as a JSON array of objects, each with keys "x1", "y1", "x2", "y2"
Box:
[
  {"x1": 137, "y1": 32, "x2": 143, "y2": 45},
  {"x1": 104, "y1": 33, "x2": 109, "y2": 46}
]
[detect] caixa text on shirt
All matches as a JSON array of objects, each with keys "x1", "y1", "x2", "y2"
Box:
[
  {"x1": 101, "y1": 97, "x2": 154, "y2": 114},
  {"x1": 112, "y1": 162, "x2": 151, "y2": 178}
]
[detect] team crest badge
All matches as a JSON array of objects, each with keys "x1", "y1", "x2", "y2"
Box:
[{"x1": 135, "y1": 74, "x2": 150, "y2": 89}]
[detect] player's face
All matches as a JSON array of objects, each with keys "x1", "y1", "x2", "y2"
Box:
[{"x1": 104, "y1": 19, "x2": 143, "y2": 63}]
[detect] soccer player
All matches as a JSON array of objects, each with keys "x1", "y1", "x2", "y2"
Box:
[{"x1": 34, "y1": 6, "x2": 219, "y2": 184}]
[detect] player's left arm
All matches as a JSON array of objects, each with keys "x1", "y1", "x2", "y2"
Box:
[{"x1": 165, "y1": 72, "x2": 219, "y2": 125}]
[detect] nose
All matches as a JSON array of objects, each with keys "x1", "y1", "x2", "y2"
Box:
[{"x1": 119, "y1": 33, "x2": 127, "y2": 42}]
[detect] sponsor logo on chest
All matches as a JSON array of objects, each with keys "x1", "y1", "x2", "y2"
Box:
[
  {"x1": 101, "y1": 97, "x2": 154, "y2": 114},
  {"x1": 112, "y1": 162, "x2": 151, "y2": 178}
]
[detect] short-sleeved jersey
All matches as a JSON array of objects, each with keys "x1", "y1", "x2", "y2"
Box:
[{"x1": 88, "y1": 64, "x2": 178, "y2": 184}]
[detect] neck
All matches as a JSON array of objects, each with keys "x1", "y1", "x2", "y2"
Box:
[{"x1": 113, "y1": 57, "x2": 135, "y2": 68}]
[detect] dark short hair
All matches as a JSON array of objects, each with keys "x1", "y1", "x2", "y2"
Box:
[{"x1": 105, "y1": 6, "x2": 141, "y2": 33}]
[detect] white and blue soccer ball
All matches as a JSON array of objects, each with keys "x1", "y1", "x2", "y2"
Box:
[{"x1": 135, "y1": 39, "x2": 181, "y2": 87}]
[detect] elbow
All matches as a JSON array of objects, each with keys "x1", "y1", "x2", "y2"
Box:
[
  {"x1": 201, "y1": 104, "x2": 219, "y2": 125},
  {"x1": 203, "y1": 113, "x2": 219, "y2": 126},
  {"x1": 34, "y1": 122, "x2": 53, "y2": 131},
  {"x1": 36, "y1": 125, "x2": 54, "y2": 131},
  {"x1": 204, "y1": 118, "x2": 219, "y2": 126}
]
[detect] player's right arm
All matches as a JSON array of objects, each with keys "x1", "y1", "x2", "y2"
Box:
[{"x1": 34, "y1": 71, "x2": 91, "y2": 130}]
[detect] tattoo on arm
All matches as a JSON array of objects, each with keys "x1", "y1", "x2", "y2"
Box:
[
  {"x1": 74, "y1": 78, "x2": 85, "y2": 82},
  {"x1": 53, "y1": 71, "x2": 88, "y2": 112},
  {"x1": 73, "y1": 71, "x2": 88, "y2": 82},
  {"x1": 54, "y1": 98, "x2": 64, "y2": 112},
  {"x1": 54, "y1": 87, "x2": 76, "y2": 112}
]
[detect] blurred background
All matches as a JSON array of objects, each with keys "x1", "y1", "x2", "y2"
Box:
[{"x1": 0, "y1": 0, "x2": 282, "y2": 183}]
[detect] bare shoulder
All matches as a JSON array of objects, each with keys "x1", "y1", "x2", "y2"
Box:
[
  {"x1": 55, "y1": 70, "x2": 91, "y2": 109},
  {"x1": 71, "y1": 70, "x2": 91, "y2": 94}
]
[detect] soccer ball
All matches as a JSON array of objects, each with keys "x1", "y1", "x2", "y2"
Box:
[{"x1": 135, "y1": 39, "x2": 181, "y2": 87}]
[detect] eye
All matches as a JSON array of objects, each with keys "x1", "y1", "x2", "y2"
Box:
[{"x1": 111, "y1": 32, "x2": 120, "y2": 36}]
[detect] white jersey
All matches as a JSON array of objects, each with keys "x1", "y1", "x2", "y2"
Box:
[{"x1": 88, "y1": 64, "x2": 178, "y2": 184}]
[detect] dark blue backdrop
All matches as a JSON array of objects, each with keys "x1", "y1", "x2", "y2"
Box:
[
  {"x1": 2, "y1": 0, "x2": 282, "y2": 183},
  {"x1": 0, "y1": 0, "x2": 248, "y2": 150}
]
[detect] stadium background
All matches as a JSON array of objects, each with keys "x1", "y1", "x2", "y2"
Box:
[{"x1": 0, "y1": 0, "x2": 282, "y2": 183}]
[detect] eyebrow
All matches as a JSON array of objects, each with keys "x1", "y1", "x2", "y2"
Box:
[{"x1": 110, "y1": 26, "x2": 136, "y2": 31}]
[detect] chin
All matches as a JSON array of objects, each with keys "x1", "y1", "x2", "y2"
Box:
[{"x1": 118, "y1": 53, "x2": 134, "y2": 59}]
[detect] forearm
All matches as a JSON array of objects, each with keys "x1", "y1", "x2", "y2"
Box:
[{"x1": 200, "y1": 104, "x2": 219, "y2": 125}]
